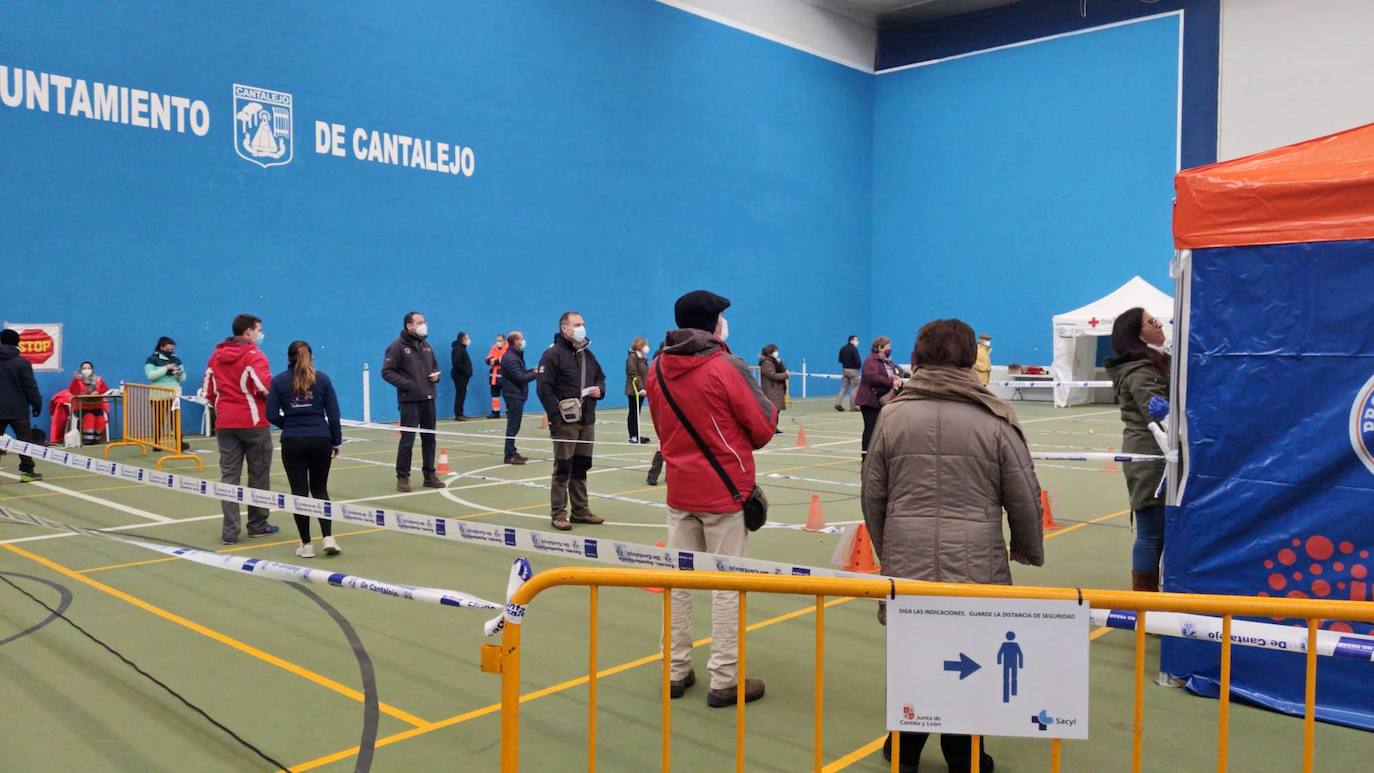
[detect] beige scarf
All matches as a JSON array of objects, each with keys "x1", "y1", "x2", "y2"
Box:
[{"x1": 890, "y1": 364, "x2": 1026, "y2": 441}]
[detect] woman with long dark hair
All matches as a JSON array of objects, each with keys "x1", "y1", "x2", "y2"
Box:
[
  {"x1": 267, "y1": 340, "x2": 343, "y2": 558},
  {"x1": 855, "y1": 336, "x2": 903, "y2": 457},
  {"x1": 1105, "y1": 307, "x2": 1170, "y2": 592}
]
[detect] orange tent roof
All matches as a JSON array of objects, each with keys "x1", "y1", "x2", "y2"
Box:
[{"x1": 1174, "y1": 122, "x2": 1374, "y2": 249}]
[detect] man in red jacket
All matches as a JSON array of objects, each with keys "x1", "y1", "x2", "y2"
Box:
[
  {"x1": 204, "y1": 313, "x2": 277, "y2": 544},
  {"x1": 646, "y1": 290, "x2": 777, "y2": 708}
]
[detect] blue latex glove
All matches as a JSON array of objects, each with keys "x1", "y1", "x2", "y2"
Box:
[{"x1": 1147, "y1": 396, "x2": 1170, "y2": 422}]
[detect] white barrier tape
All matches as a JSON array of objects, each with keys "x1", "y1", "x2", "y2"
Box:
[
  {"x1": 0, "y1": 502, "x2": 511, "y2": 634},
  {"x1": 445, "y1": 470, "x2": 667, "y2": 508},
  {"x1": 497, "y1": 557, "x2": 533, "y2": 632},
  {"x1": 988, "y1": 380, "x2": 1114, "y2": 389},
  {"x1": 765, "y1": 472, "x2": 861, "y2": 489},
  {"x1": 1090, "y1": 609, "x2": 1374, "y2": 663},
  {"x1": 341, "y1": 419, "x2": 648, "y2": 448},
  {"x1": 1033, "y1": 451, "x2": 1170, "y2": 463},
  {"x1": 0, "y1": 435, "x2": 873, "y2": 580}
]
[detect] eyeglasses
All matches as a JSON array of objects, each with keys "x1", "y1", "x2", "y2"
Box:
[{"x1": 1144, "y1": 317, "x2": 1164, "y2": 329}]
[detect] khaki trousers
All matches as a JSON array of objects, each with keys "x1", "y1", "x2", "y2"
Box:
[{"x1": 662, "y1": 507, "x2": 748, "y2": 690}]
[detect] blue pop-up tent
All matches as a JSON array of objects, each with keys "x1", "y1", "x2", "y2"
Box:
[{"x1": 1165, "y1": 123, "x2": 1374, "y2": 729}]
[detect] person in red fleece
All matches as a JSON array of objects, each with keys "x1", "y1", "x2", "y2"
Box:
[
  {"x1": 204, "y1": 313, "x2": 277, "y2": 544},
  {"x1": 67, "y1": 361, "x2": 111, "y2": 444},
  {"x1": 645, "y1": 289, "x2": 777, "y2": 709}
]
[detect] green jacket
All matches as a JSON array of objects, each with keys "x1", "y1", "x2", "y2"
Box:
[
  {"x1": 1105, "y1": 353, "x2": 1169, "y2": 511},
  {"x1": 144, "y1": 351, "x2": 187, "y2": 391}
]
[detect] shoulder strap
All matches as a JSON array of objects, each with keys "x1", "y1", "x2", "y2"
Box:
[{"x1": 654, "y1": 359, "x2": 743, "y2": 504}]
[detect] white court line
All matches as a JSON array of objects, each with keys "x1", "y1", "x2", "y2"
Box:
[
  {"x1": 0, "y1": 470, "x2": 173, "y2": 523},
  {"x1": 1, "y1": 513, "x2": 222, "y2": 544},
  {"x1": 1019, "y1": 409, "x2": 1119, "y2": 424}
]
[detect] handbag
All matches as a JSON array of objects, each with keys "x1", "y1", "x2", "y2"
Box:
[
  {"x1": 558, "y1": 351, "x2": 588, "y2": 423},
  {"x1": 654, "y1": 360, "x2": 768, "y2": 531}
]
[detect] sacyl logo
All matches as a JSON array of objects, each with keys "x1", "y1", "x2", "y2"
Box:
[{"x1": 1031, "y1": 710, "x2": 1055, "y2": 731}]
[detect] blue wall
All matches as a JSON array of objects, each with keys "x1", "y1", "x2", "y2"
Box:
[
  {"x1": 870, "y1": 14, "x2": 1180, "y2": 365},
  {"x1": 0, "y1": 0, "x2": 873, "y2": 424}
]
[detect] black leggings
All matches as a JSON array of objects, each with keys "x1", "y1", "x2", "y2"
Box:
[
  {"x1": 281, "y1": 436, "x2": 333, "y2": 543},
  {"x1": 627, "y1": 395, "x2": 645, "y2": 440},
  {"x1": 860, "y1": 406, "x2": 881, "y2": 457}
]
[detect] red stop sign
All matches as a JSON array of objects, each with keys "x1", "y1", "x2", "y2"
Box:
[{"x1": 17, "y1": 328, "x2": 55, "y2": 367}]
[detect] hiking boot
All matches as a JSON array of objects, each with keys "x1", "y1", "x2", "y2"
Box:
[
  {"x1": 551, "y1": 516, "x2": 572, "y2": 531},
  {"x1": 322, "y1": 536, "x2": 341, "y2": 555},
  {"x1": 570, "y1": 513, "x2": 605, "y2": 525},
  {"x1": 504, "y1": 456, "x2": 526, "y2": 466},
  {"x1": 295, "y1": 542, "x2": 315, "y2": 559},
  {"x1": 707, "y1": 678, "x2": 765, "y2": 708},
  {"x1": 514, "y1": 454, "x2": 530, "y2": 463},
  {"x1": 19, "y1": 471, "x2": 43, "y2": 482},
  {"x1": 455, "y1": 416, "x2": 470, "y2": 422},
  {"x1": 670, "y1": 668, "x2": 696, "y2": 699},
  {"x1": 221, "y1": 534, "x2": 239, "y2": 546},
  {"x1": 487, "y1": 412, "x2": 501, "y2": 420},
  {"x1": 834, "y1": 404, "x2": 845, "y2": 412},
  {"x1": 423, "y1": 473, "x2": 447, "y2": 489},
  {"x1": 396, "y1": 476, "x2": 412, "y2": 492},
  {"x1": 248, "y1": 524, "x2": 280, "y2": 538}
]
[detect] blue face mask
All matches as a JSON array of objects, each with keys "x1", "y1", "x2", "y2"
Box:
[{"x1": 572, "y1": 325, "x2": 587, "y2": 342}]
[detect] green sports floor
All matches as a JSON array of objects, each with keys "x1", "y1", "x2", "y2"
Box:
[{"x1": 1, "y1": 399, "x2": 1370, "y2": 771}]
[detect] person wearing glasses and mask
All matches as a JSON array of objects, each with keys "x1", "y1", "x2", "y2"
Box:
[{"x1": 537, "y1": 311, "x2": 607, "y2": 531}]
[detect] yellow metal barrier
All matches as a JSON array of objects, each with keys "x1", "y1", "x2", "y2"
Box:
[
  {"x1": 485, "y1": 568, "x2": 1374, "y2": 773},
  {"x1": 105, "y1": 383, "x2": 201, "y2": 471}
]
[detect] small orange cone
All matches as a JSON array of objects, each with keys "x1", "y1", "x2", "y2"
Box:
[
  {"x1": 437, "y1": 448, "x2": 451, "y2": 475},
  {"x1": 795, "y1": 426, "x2": 808, "y2": 448},
  {"x1": 540, "y1": 414, "x2": 549, "y2": 430},
  {"x1": 803, "y1": 493, "x2": 827, "y2": 532},
  {"x1": 1103, "y1": 447, "x2": 1120, "y2": 473},
  {"x1": 642, "y1": 541, "x2": 667, "y2": 593},
  {"x1": 1040, "y1": 490, "x2": 1060, "y2": 530},
  {"x1": 843, "y1": 524, "x2": 881, "y2": 574}
]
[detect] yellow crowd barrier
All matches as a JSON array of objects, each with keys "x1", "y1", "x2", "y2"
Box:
[
  {"x1": 104, "y1": 383, "x2": 201, "y2": 471},
  {"x1": 483, "y1": 568, "x2": 1374, "y2": 773}
]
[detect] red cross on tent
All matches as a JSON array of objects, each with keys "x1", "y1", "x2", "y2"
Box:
[{"x1": 1088, "y1": 317, "x2": 1100, "y2": 328}]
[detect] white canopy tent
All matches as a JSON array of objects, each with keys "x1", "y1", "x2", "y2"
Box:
[{"x1": 1051, "y1": 276, "x2": 1173, "y2": 407}]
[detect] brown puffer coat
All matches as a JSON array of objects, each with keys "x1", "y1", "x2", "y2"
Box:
[
  {"x1": 625, "y1": 350, "x2": 648, "y2": 398},
  {"x1": 759, "y1": 356, "x2": 788, "y2": 411},
  {"x1": 861, "y1": 366, "x2": 1044, "y2": 586}
]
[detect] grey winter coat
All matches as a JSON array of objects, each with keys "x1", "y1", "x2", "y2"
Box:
[
  {"x1": 861, "y1": 368, "x2": 1044, "y2": 586},
  {"x1": 1105, "y1": 353, "x2": 1169, "y2": 511},
  {"x1": 759, "y1": 356, "x2": 788, "y2": 411}
]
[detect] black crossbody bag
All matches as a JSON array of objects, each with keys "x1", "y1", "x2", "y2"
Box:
[{"x1": 654, "y1": 360, "x2": 768, "y2": 531}]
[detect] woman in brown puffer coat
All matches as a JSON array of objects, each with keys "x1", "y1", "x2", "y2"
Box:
[
  {"x1": 862, "y1": 318, "x2": 1044, "y2": 773},
  {"x1": 759, "y1": 344, "x2": 788, "y2": 435}
]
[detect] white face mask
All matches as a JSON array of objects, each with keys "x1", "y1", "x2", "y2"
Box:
[
  {"x1": 772, "y1": 351, "x2": 781, "y2": 360},
  {"x1": 640, "y1": 346, "x2": 650, "y2": 356},
  {"x1": 251, "y1": 330, "x2": 265, "y2": 346},
  {"x1": 571, "y1": 325, "x2": 587, "y2": 342},
  {"x1": 80, "y1": 368, "x2": 92, "y2": 377},
  {"x1": 414, "y1": 323, "x2": 429, "y2": 338},
  {"x1": 513, "y1": 340, "x2": 525, "y2": 351},
  {"x1": 715, "y1": 316, "x2": 729, "y2": 342}
]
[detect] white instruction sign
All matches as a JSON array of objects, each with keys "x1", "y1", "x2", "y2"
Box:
[{"x1": 886, "y1": 596, "x2": 1089, "y2": 739}]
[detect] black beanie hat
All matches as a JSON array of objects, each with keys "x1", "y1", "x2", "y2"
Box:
[
  {"x1": 674, "y1": 290, "x2": 732, "y2": 332},
  {"x1": 0, "y1": 329, "x2": 18, "y2": 346}
]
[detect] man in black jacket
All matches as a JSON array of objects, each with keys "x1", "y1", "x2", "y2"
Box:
[
  {"x1": 0, "y1": 329, "x2": 44, "y2": 481},
  {"x1": 450, "y1": 331, "x2": 473, "y2": 421},
  {"x1": 382, "y1": 311, "x2": 446, "y2": 492},
  {"x1": 499, "y1": 331, "x2": 539, "y2": 465},
  {"x1": 536, "y1": 311, "x2": 606, "y2": 531},
  {"x1": 836, "y1": 335, "x2": 862, "y2": 412}
]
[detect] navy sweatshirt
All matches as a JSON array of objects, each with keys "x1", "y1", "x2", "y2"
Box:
[{"x1": 266, "y1": 370, "x2": 343, "y2": 446}]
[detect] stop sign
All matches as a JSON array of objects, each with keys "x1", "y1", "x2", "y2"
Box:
[{"x1": 17, "y1": 328, "x2": 56, "y2": 367}]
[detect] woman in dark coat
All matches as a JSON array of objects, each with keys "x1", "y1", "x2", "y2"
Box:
[
  {"x1": 759, "y1": 344, "x2": 788, "y2": 434},
  {"x1": 450, "y1": 331, "x2": 473, "y2": 421},
  {"x1": 625, "y1": 336, "x2": 651, "y2": 444},
  {"x1": 855, "y1": 336, "x2": 902, "y2": 457},
  {"x1": 1105, "y1": 307, "x2": 1171, "y2": 592}
]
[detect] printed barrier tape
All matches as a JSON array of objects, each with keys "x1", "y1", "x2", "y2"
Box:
[
  {"x1": 987, "y1": 380, "x2": 1114, "y2": 389},
  {"x1": 341, "y1": 419, "x2": 648, "y2": 448},
  {"x1": 0, "y1": 434, "x2": 873, "y2": 582},
  {"x1": 0, "y1": 501, "x2": 516, "y2": 636},
  {"x1": 1089, "y1": 608, "x2": 1374, "y2": 663}
]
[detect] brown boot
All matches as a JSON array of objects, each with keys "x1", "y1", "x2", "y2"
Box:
[
  {"x1": 423, "y1": 473, "x2": 447, "y2": 489},
  {"x1": 707, "y1": 677, "x2": 765, "y2": 708},
  {"x1": 570, "y1": 513, "x2": 605, "y2": 525},
  {"x1": 396, "y1": 476, "x2": 412, "y2": 493},
  {"x1": 1132, "y1": 572, "x2": 1160, "y2": 592}
]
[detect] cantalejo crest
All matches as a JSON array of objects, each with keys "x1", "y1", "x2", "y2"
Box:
[{"x1": 233, "y1": 83, "x2": 292, "y2": 168}]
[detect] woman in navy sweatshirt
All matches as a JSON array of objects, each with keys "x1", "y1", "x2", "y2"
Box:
[{"x1": 267, "y1": 340, "x2": 343, "y2": 558}]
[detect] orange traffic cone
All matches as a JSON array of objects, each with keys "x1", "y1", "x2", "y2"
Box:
[
  {"x1": 795, "y1": 426, "x2": 808, "y2": 448},
  {"x1": 1040, "y1": 490, "x2": 1060, "y2": 530},
  {"x1": 1103, "y1": 447, "x2": 1120, "y2": 473},
  {"x1": 843, "y1": 524, "x2": 881, "y2": 574},
  {"x1": 642, "y1": 541, "x2": 667, "y2": 593},
  {"x1": 803, "y1": 493, "x2": 827, "y2": 532},
  {"x1": 437, "y1": 448, "x2": 451, "y2": 475}
]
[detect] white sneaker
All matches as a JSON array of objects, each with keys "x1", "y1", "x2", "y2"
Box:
[
  {"x1": 295, "y1": 542, "x2": 315, "y2": 559},
  {"x1": 322, "y1": 536, "x2": 341, "y2": 556}
]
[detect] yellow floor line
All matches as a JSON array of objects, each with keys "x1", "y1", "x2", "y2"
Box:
[
  {"x1": 287, "y1": 596, "x2": 856, "y2": 771},
  {"x1": 0, "y1": 541, "x2": 434, "y2": 729},
  {"x1": 1045, "y1": 509, "x2": 1130, "y2": 540},
  {"x1": 77, "y1": 527, "x2": 389, "y2": 574},
  {"x1": 0, "y1": 481, "x2": 152, "y2": 502}
]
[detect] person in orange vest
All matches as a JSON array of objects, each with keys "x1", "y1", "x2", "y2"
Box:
[{"x1": 485, "y1": 333, "x2": 508, "y2": 419}]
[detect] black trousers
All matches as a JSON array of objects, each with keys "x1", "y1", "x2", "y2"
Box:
[
  {"x1": 396, "y1": 400, "x2": 437, "y2": 477},
  {"x1": 884, "y1": 731, "x2": 992, "y2": 772},
  {"x1": 504, "y1": 399, "x2": 524, "y2": 459},
  {"x1": 281, "y1": 436, "x2": 333, "y2": 543},
  {"x1": 627, "y1": 395, "x2": 645, "y2": 440},
  {"x1": 0, "y1": 417, "x2": 36, "y2": 473},
  {"x1": 860, "y1": 406, "x2": 881, "y2": 457},
  {"x1": 452, "y1": 375, "x2": 470, "y2": 418}
]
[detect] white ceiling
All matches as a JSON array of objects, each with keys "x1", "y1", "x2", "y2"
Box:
[{"x1": 813, "y1": 0, "x2": 1023, "y2": 27}]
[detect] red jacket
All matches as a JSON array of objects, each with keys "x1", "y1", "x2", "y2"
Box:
[
  {"x1": 203, "y1": 338, "x2": 271, "y2": 429},
  {"x1": 646, "y1": 329, "x2": 778, "y2": 513}
]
